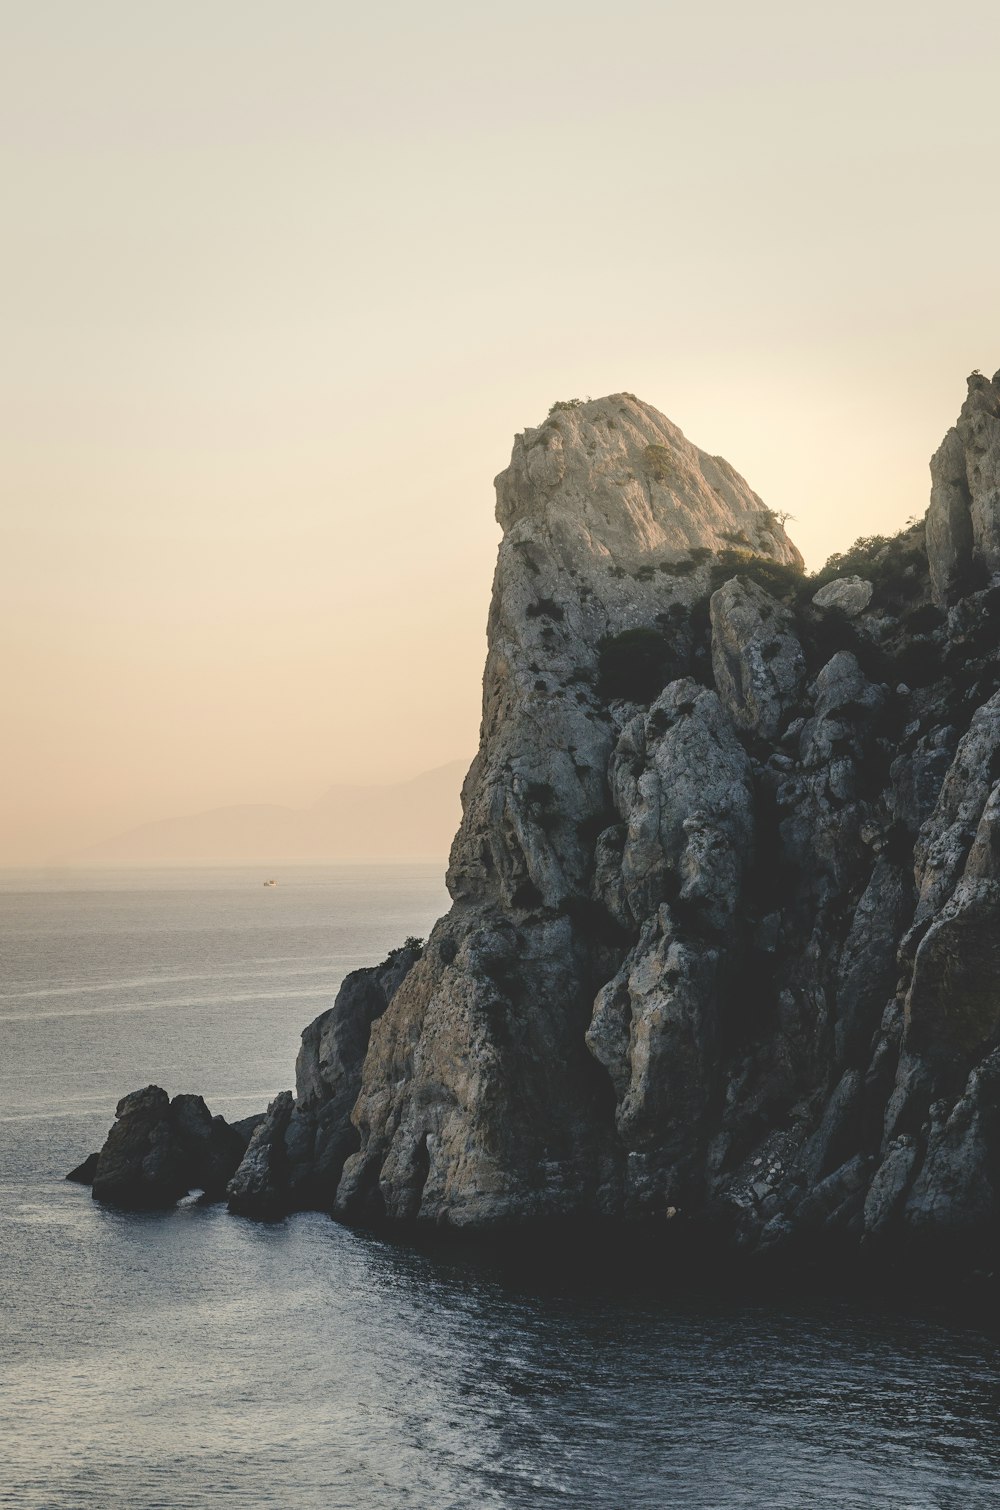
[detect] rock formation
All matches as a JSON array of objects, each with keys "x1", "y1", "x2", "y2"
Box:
[
  {"x1": 77, "y1": 1086, "x2": 260, "y2": 1209},
  {"x1": 80, "y1": 377, "x2": 1000, "y2": 1276}
]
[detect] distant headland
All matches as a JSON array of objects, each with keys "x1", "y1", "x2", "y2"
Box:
[{"x1": 64, "y1": 762, "x2": 467, "y2": 866}]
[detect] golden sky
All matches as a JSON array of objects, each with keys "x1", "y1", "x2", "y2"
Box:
[{"x1": 4, "y1": 1, "x2": 1000, "y2": 863}]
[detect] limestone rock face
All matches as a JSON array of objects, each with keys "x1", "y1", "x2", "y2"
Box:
[
  {"x1": 901, "y1": 1051, "x2": 1000, "y2": 1236},
  {"x1": 710, "y1": 577, "x2": 806, "y2": 738},
  {"x1": 493, "y1": 396, "x2": 804, "y2": 567},
  {"x1": 226, "y1": 1092, "x2": 294, "y2": 1218},
  {"x1": 588, "y1": 906, "x2": 725, "y2": 1175},
  {"x1": 586, "y1": 679, "x2": 754, "y2": 1197},
  {"x1": 81, "y1": 374, "x2": 1000, "y2": 1277},
  {"x1": 608, "y1": 679, "x2": 754, "y2": 930},
  {"x1": 287, "y1": 943, "x2": 420, "y2": 1208},
  {"x1": 909, "y1": 691, "x2": 1000, "y2": 933},
  {"x1": 445, "y1": 395, "x2": 801, "y2": 916},
  {"x1": 335, "y1": 914, "x2": 609, "y2": 1226},
  {"x1": 332, "y1": 396, "x2": 799, "y2": 1228},
  {"x1": 927, "y1": 370, "x2": 1000, "y2": 604}
]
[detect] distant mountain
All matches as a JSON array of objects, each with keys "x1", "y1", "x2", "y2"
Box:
[{"x1": 71, "y1": 761, "x2": 468, "y2": 864}]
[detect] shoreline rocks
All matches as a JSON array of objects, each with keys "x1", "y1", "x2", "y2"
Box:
[{"x1": 82, "y1": 1086, "x2": 258, "y2": 1210}]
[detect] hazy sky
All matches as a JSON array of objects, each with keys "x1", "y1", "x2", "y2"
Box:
[{"x1": 4, "y1": 1, "x2": 1000, "y2": 863}]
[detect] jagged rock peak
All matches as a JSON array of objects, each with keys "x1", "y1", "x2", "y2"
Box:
[
  {"x1": 926, "y1": 368, "x2": 1000, "y2": 605},
  {"x1": 447, "y1": 395, "x2": 800, "y2": 915},
  {"x1": 495, "y1": 392, "x2": 803, "y2": 570}
]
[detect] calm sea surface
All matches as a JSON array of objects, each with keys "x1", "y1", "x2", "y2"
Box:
[{"x1": 1, "y1": 864, "x2": 998, "y2": 1509}]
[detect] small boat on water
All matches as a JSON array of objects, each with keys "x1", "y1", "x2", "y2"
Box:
[{"x1": 263, "y1": 878, "x2": 278, "y2": 887}]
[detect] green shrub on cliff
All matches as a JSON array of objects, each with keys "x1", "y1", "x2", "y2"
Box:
[
  {"x1": 811, "y1": 526, "x2": 927, "y2": 599},
  {"x1": 643, "y1": 444, "x2": 676, "y2": 483},
  {"x1": 707, "y1": 549, "x2": 807, "y2": 603},
  {"x1": 811, "y1": 535, "x2": 893, "y2": 589}
]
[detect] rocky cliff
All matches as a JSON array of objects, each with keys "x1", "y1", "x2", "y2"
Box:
[{"x1": 80, "y1": 378, "x2": 1000, "y2": 1275}]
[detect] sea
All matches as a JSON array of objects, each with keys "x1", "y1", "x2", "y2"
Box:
[{"x1": 1, "y1": 863, "x2": 999, "y2": 1510}]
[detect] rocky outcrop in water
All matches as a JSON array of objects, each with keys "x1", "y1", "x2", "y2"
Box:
[
  {"x1": 81, "y1": 377, "x2": 1000, "y2": 1274},
  {"x1": 78, "y1": 1087, "x2": 259, "y2": 1209}
]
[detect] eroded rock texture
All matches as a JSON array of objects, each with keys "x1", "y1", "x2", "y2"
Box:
[
  {"x1": 927, "y1": 369, "x2": 1000, "y2": 605},
  {"x1": 84, "y1": 378, "x2": 1000, "y2": 1274},
  {"x1": 227, "y1": 944, "x2": 422, "y2": 1217},
  {"x1": 86, "y1": 1086, "x2": 256, "y2": 1209}
]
